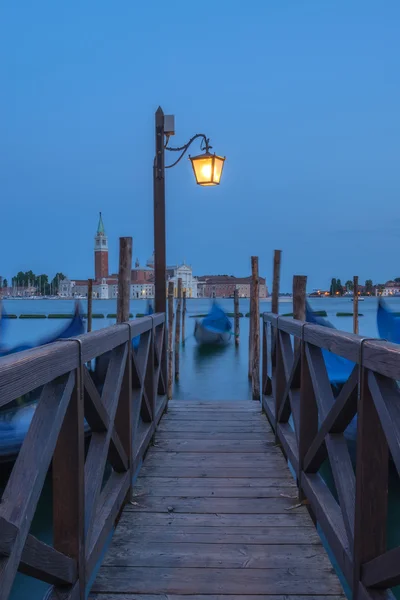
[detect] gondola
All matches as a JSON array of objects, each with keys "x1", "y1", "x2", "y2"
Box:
[
  {"x1": 376, "y1": 298, "x2": 400, "y2": 344},
  {"x1": 305, "y1": 302, "x2": 354, "y2": 386},
  {"x1": 94, "y1": 301, "x2": 154, "y2": 385},
  {"x1": 0, "y1": 301, "x2": 85, "y2": 357},
  {"x1": 194, "y1": 302, "x2": 232, "y2": 346},
  {"x1": 305, "y1": 302, "x2": 357, "y2": 446},
  {"x1": 0, "y1": 303, "x2": 85, "y2": 464}
]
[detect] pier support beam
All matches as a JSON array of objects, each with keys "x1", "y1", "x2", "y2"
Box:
[
  {"x1": 353, "y1": 275, "x2": 359, "y2": 335},
  {"x1": 167, "y1": 281, "x2": 174, "y2": 400},
  {"x1": 251, "y1": 256, "x2": 260, "y2": 400},
  {"x1": 293, "y1": 275, "x2": 307, "y2": 322},
  {"x1": 182, "y1": 291, "x2": 187, "y2": 345},
  {"x1": 87, "y1": 279, "x2": 93, "y2": 333},
  {"x1": 293, "y1": 275, "x2": 307, "y2": 355},
  {"x1": 175, "y1": 278, "x2": 182, "y2": 381},
  {"x1": 272, "y1": 250, "x2": 282, "y2": 315},
  {"x1": 117, "y1": 237, "x2": 132, "y2": 323},
  {"x1": 234, "y1": 288, "x2": 240, "y2": 346}
]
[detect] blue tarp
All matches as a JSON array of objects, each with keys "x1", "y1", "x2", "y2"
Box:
[
  {"x1": 133, "y1": 301, "x2": 154, "y2": 350},
  {"x1": 0, "y1": 302, "x2": 85, "y2": 357},
  {"x1": 377, "y1": 298, "x2": 400, "y2": 344},
  {"x1": 306, "y1": 301, "x2": 354, "y2": 384},
  {"x1": 202, "y1": 302, "x2": 232, "y2": 334}
]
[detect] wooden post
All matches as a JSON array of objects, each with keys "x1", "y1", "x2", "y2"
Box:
[
  {"x1": 234, "y1": 288, "x2": 240, "y2": 346},
  {"x1": 154, "y1": 107, "x2": 166, "y2": 316},
  {"x1": 167, "y1": 281, "x2": 174, "y2": 400},
  {"x1": 293, "y1": 275, "x2": 307, "y2": 321},
  {"x1": 182, "y1": 290, "x2": 187, "y2": 345},
  {"x1": 175, "y1": 278, "x2": 182, "y2": 381},
  {"x1": 353, "y1": 368, "x2": 388, "y2": 595},
  {"x1": 53, "y1": 371, "x2": 85, "y2": 598},
  {"x1": 87, "y1": 279, "x2": 93, "y2": 333},
  {"x1": 154, "y1": 107, "x2": 167, "y2": 393},
  {"x1": 293, "y1": 275, "x2": 307, "y2": 355},
  {"x1": 117, "y1": 237, "x2": 132, "y2": 323},
  {"x1": 248, "y1": 263, "x2": 255, "y2": 379},
  {"x1": 353, "y1": 275, "x2": 359, "y2": 335},
  {"x1": 251, "y1": 256, "x2": 260, "y2": 400},
  {"x1": 271, "y1": 250, "x2": 282, "y2": 314}
]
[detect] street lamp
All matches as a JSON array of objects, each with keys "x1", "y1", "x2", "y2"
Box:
[
  {"x1": 190, "y1": 148, "x2": 225, "y2": 186},
  {"x1": 153, "y1": 106, "x2": 225, "y2": 315},
  {"x1": 153, "y1": 107, "x2": 224, "y2": 393}
]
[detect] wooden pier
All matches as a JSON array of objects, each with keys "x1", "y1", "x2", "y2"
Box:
[
  {"x1": 91, "y1": 400, "x2": 343, "y2": 598},
  {"x1": 1, "y1": 302, "x2": 400, "y2": 600}
]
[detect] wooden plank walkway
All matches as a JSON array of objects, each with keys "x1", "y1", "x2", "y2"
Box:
[{"x1": 90, "y1": 400, "x2": 344, "y2": 600}]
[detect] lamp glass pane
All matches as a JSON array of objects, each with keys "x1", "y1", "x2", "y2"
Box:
[
  {"x1": 212, "y1": 156, "x2": 225, "y2": 184},
  {"x1": 191, "y1": 156, "x2": 214, "y2": 184}
]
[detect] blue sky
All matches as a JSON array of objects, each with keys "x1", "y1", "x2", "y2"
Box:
[{"x1": 1, "y1": 1, "x2": 399, "y2": 291}]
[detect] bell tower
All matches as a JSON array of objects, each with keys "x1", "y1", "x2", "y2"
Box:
[{"x1": 94, "y1": 212, "x2": 109, "y2": 280}]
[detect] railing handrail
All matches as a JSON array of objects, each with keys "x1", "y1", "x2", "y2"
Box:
[
  {"x1": 262, "y1": 311, "x2": 400, "y2": 600},
  {"x1": 262, "y1": 311, "x2": 400, "y2": 380},
  {"x1": 0, "y1": 312, "x2": 167, "y2": 600}
]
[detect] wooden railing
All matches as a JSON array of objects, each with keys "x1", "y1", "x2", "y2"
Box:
[
  {"x1": 0, "y1": 313, "x2": 166, "y2": 600},
  {"x1": 262, "y1": 312, "x2": 400, "y2": 600}
]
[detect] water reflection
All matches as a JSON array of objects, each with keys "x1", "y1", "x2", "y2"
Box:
[{"x1": 193, "y1": 343, "x2": 230, "y2": 362}]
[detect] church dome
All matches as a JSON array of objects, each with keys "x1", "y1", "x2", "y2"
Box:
[{"x1": 146, "y1": 251, "x2": 155, "y2": 268}]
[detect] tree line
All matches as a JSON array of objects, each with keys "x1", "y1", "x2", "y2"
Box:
[
  {"x1": 329, "y1": 278, "x2": 395, "y2": 296},
  {"x1": 2, "y1": 271, "x2": 67, "y2": 295}
]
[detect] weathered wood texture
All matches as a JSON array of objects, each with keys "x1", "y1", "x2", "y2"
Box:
[
  {"x1": 234, "y1": 288, "x2": 240, "y2": 346},
  {"x1": 182, "y1": 290, "x2": 186, "y2": 344},
  {"x1": 87, "y1": 279, "x2": 93, "y2": 333},
  {"x1": 251, "y1": 256, "x2": 260, "y2": 400},
  {"x1": 92, "y1": 401, "x2": 344, "y2": 600},
  {"x1": 153, "y1": 106, "x2": 166, "y2": 316},
  {"x1": 353, "y1": 275, "x2": 359, "y2": 335},
  {"x1": 167, "y1": 281, "x2": 174, "y2": 400},
  {"x1": 117, "y1": 237, "x2": 133, "y2": 323},
  {"x1": 175, "y1": 278, "x2": 182, "y2": 381},
  {"x1": 0, "y1": 314, "x2": 167, "y2": 600},
  {"x1": 292, "y1": 276, "x2": 307, "y2": 322},
  {"x1": 271, "y1": 250, "x2": 282, "y2": 315},
  {"x1": 262, "y1": 310, "x2": 400, "y2": 600}
]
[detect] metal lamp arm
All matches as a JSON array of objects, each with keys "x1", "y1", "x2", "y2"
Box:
[{"x1": 165, "y1": 133, "x2": 211, "y2": 169}]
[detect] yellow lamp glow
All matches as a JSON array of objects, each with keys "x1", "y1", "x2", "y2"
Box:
[{"x1": 189, "y1": 152, "x2": 225, "y2": 186}]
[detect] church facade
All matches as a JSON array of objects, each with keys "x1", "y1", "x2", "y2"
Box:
[{"x1": 59, "y1": 214, "x2": 199, "y2": 299}]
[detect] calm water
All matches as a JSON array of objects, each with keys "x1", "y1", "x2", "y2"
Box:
[
  {"x1": 1, "y1": 296, "x2": 399, "y2": 598},
  {"x1": 0, "y1": 296, "x2": 391, "y2": 401}
]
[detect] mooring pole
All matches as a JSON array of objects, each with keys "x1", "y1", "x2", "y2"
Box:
[
  {"x1": 87, "y1": 279, "x2": 93, "y2": 332},
  {"x1": 115, "y1": 237, "x2": 133, "y2": 499},
  {"x1": 272, "y1": 250, "x2": 282, "y2": 315},
  {"x1": 117, "y1": 237, "x2": 132, "y2": 323},
  {"x1": 251, "y1": 256, "x2": 260, "y2": 400},
  {"x1": 248, "y1": 261, "x2": 255, "y2": 379},
  {"x1": 175, "y1": 278, "x2": 182, "y2": 381},
  {"x1": 167, "y1": 280, "x2": 174, "y2": 400},
  {"x1": 293, "y1": 275, "x2": 307, "y2": 322},
  {"x1": 182, "y1": 290, "x2": 187, "y2": 345},
  {"x1": 353, "y1": 275, "x2": 359, "y2": 335},
  {"x1": 234, "y1": 288, "x2": 240, "y2": 346},
  {"x1": 293, "y1": 275, "x2": 307, "y2": 354}
]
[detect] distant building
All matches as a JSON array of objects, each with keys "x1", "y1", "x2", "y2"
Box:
[
  {"x1": 59, "y1": 215, "x2": 158, "y2": 300},
  {"x1": 168, "y1": 262, "x2": 198, "y2": 298},
  {"x1": 94, "y1": 213, "x2": 109, "y2": 280},
  {"x1": 197, "y1": 275, "x2": 267, "y2": 298},
  {"x1": 382, "y1": 281, "x2": 400, "y2": 296},
  {"x1": 58, "y1": 215, "x2": 260, "y2": 301}
]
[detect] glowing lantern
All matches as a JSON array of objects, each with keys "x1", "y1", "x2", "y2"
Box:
[{"x1": 189, "y1": 152, "x2": 225, "y2": 186}]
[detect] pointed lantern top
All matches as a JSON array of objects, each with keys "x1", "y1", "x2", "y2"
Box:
[{"x1": 97, "y1": 212, "x2": 105, "y2": 235}]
